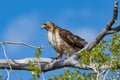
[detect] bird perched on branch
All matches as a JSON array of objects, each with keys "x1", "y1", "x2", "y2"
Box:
[{"x1": 41, "y1": 21, "x2": 87, "y2": 59}]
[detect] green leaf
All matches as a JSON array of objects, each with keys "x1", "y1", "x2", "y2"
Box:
[
  {"x1": 35, "y1": 48, "x2": 41, "y2": 58},
  {"x1": 29, "y1": 60, "x2": 42, "y2": 80}
]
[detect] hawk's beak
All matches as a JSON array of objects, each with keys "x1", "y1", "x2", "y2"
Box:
[{"x1": 41, "y1": 25, "x2": 46, "y2": 29}]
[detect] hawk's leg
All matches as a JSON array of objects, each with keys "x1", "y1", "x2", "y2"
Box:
[
  {"x1": 65, "y1": 53, "x2": 70, "y2": 59},
  {"x1": 50, "y1": 53, "x2": 62, "y2": 60},
  {"x1": 56, "y1": 53, "x2": 63, "y2": 59}
]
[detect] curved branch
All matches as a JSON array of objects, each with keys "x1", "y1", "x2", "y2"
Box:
[
  {"x1": 0, "y1": 42, "x2": 48, "y2": 49},
  {"x1": 0, "y1": 58, "x2": 119, "y2": 73},
  {"x1": 73, "y1": 2, "x2": 119, "y2": 60},
  {"x1": 87, "y1": 2, "x2": 118, "y2": 50},
  {"x1": 0, "y1": 58, "x2": 102, "y2": 72}
]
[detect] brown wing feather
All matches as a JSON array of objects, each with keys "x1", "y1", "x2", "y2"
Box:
[{"x1": 59, "y1": 28, "x2": 88, "y2": 49}]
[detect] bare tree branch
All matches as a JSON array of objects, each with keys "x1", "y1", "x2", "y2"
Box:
[
  {"x1": 73, "y1": 2, "x2": 119, "y2": 60},
  {"x1": 0, "y1": 58, "x2": 105, "y2": 72},
  {"x1": 5, "y1": 68, "x2": 11, "y2": 80},
  {"x1": 0, "y1": 58, "x2": 119, "y2": 73},
  {"x1": 87, "y1": 2, "x2": 118, "y2": 50},
  {"x1": 0, "y1": 42, "x2": 50, "y2": 49}
]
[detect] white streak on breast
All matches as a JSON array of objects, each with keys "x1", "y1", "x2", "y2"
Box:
[
  {"x1": 48, "y1": 31, "x2": 55, "y2": 46},
  {"x1": 48, "y1": 31, "x2": 61, "y2": 48}
]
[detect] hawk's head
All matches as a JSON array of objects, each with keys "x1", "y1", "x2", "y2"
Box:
[{"x1": 41, "y1": 21, "x2": 55, "y2": 31}]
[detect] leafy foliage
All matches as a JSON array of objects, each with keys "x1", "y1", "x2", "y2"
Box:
[
  {"x1": 80, "y1": 33, "x2": 120, "y2": 69},
  {"x1": 29, "y1": 48, "x2": 42, "y2": 80},
  {"x1": 109, "y1": 32, "x2": 120, "y2": 55},
  {"x1": 107, "y1": 32, "x2": 120, "y2": 69},
  {"x1": 79, "y1": 40, "x2": 109, "y2": 67},
  {"x1": 49, "y1": 69, "x2": 96, "y2": 80},
  {"x1": 35, "y1": 48, "x2": 41, "y2": 58}
]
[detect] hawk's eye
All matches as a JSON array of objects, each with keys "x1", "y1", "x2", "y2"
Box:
[
  {"x1": 47, "y1": 26, "x2": 50, "y2": 29},
  {"x1": 44, "y1": 23, "x2": 47, "y2": 26}
]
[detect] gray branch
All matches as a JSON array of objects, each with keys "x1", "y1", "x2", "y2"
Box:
[
  {"x1": 87, "y1": 2, "x2": 118, "y2": 50},
  {"x1": 0, "y1": 58, "x2": 109, "y2": 72},
  {"x1": 73, "y1": 2, "x2": 119, "y2": 59}
]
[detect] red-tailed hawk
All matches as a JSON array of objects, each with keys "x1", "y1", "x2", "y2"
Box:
[{"x1": 41, "y1": 21, "x2": 87, "y2": 59}]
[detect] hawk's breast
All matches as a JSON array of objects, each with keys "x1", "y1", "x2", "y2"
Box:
[{"x1": 48, "y1": 31, "x2": 62, "y2": 49}]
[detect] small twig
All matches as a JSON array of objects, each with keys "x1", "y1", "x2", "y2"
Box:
[
  {"x1": 0, "y1": 42, "x2": 50, "y2": 49},
  {"x1": 11, "y1": 72, "x2": 23, "y2": 80},
  {"x1": 0, "y1": 43, "x2": 12, "y2": 70},
  {"x1": 41, "y1": 72, "x2": 45, "y2": 80},
  {"x1": 96, "y1": 72, "x2": 100, "y2": 80},
  {"x1": 103, "y1": 69, "x2": 109, "y2": 80},
  {"x1": 5, "y1": 68, "x2": 11, "y2": 80}
]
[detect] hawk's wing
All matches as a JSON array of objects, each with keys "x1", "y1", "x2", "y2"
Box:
[{"x1": 59, "y1": 28, "x2": 87, "y2": 49}]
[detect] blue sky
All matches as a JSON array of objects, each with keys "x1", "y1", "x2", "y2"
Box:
[{"x1": 0, "y1": 0, "x2": 120, "y2": 80}]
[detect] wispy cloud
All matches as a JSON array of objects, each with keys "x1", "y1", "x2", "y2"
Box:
[
  {"x1": 3, "y1": 13, "x2": 42, "y2": 54},
  {"x1": 4, "y1": 13, "x2": 40, "y2": 42}
]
